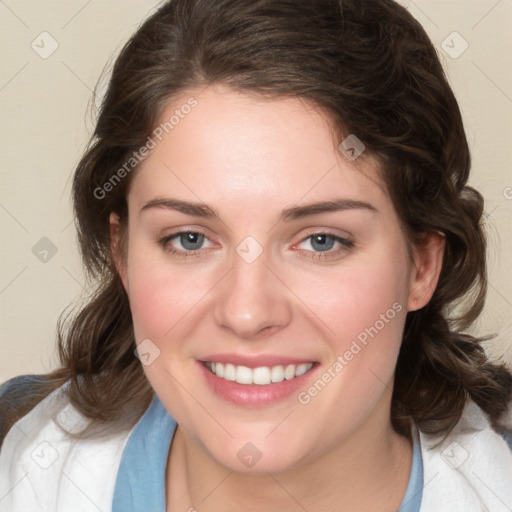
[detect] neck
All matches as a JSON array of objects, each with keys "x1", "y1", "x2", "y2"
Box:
[{"x1": 166, "y1": 394, "x2": 413, "y2": 512}]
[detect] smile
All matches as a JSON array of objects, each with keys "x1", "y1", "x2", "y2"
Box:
[{"x1": 204, "y1": 361, "x2": 314, "y2": 385}]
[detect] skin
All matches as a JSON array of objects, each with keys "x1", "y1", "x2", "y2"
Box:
[{"x1": 110, "y1": 83, "x2": 445, "y2": 511}]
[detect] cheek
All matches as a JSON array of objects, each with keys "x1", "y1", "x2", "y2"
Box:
[
  {"x1": 125, "y1": 250, "x2": 214, "y2": 401},
  {"x1": 123, "y1": 231, "x2": 182, "y2": 335},
  {"x1": 127, "y1": 257, "x2": 206, "y2": 343},
  {"x1": 290, "y1": 249, "x2": 410, "y2": 351},
  {"x1": 289, "y1": 244, "x2": 410, "y2": 414}
]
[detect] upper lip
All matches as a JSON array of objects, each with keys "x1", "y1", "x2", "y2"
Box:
[{"x1": 198, "y1": 354, "x2": 317, "y2": 368}]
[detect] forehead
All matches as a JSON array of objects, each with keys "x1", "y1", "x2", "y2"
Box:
[{"x1": 128, "y1": 84, "x2": 390, "y2": 215}]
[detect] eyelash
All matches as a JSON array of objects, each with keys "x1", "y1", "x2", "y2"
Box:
[{"x1": 158, "y1": 230, "x2": 354, "y2": 261}]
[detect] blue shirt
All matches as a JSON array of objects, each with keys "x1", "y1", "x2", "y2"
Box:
[{"x1": 112, "y1": 396, "x2": 424, "y2": 512}]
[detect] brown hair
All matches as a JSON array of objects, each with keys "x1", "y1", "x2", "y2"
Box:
[{"x1": 3, "y1": 0, "x2": 511, "y2": 441}]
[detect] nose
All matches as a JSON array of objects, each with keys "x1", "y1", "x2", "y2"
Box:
[{"x1": 213, "y1": 248, "x2": 292, "y2": 340}]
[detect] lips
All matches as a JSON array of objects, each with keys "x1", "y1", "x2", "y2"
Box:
[{"x1": 197, "y1": 355, "x2": 319, "y2": 407}]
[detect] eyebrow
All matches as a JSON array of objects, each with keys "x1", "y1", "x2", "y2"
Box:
[{"x1": 140, "y1": 197, "x2": 378, "y2": 221}]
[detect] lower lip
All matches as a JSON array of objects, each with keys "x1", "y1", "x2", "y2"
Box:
[{"x1": 198, "y1": 361, "x2": 318, "y2": 407}]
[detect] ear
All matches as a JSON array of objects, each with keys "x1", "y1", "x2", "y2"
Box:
[
  {"x1": 109, "y1": 212, "x2": 129, "y2": 292},
  {"x1": 407, "y1": 231, "x2": 445, "y2": 312}
]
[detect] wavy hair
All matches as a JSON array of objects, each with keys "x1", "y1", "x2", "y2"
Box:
[{"x1": 3, "y1": 0, "x2": 511, "y2": 441}]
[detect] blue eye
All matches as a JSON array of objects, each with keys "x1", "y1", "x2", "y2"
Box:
[
  {"x1": 307, "y1": 234, "x2": 336, "y2": 251},
  {"x1": 158, "y1": 230, "x2": 353, "y2": 260},
  {"x1": 176, "y1": 232, "x2": 205, "y2": 251},
  {"x1": 159, "y1": 231, "x2": 211, "y2": 258},
  {"x1": 297, "y1": 233, "x2": 353, "y2": 260}
]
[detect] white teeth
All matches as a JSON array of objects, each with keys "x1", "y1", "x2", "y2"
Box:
[
  {"x1": 253, "y1": 367, "x2": 271, "y2": 385},
  {"x1": 271, "y1": 365, "x2": 285, "y2": 383},
  {"x1": 205, "y1": 361, "x2": 313, "y2": 385},
  {"x1": 235, "y1": 365, "x2": 253, "y2": 384},
  {"x1": 284, "y1": 364, "x2": 296, "y2": 380},
  {"x1": 224, "y1": 363, "x2": 236, "y2": 381},
  {"x1": 295, "y1": 363, "x2": 310, "y2": 377}
]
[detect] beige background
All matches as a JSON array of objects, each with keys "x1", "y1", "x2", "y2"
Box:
[{"x1": 0, "y1": 0, "x2": 511, "y2": 383}]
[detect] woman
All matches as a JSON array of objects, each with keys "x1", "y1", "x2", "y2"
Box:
[{"x1": 1, "y1": 0, "x2": 511, "y2": 511}]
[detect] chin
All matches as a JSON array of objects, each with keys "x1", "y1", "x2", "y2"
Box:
[{"x1": 199, "y1": 431, "x2": 312, "y2": 474}]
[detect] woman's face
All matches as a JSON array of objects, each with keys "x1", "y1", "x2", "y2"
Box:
[{"x1": 113, "y1": 83, "x2": 440, "y2": 472}]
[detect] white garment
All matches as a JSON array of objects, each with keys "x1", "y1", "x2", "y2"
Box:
[
  {"x1": 0, "y1": 383, "x2": 511, "y2": 512},
  {"x1": 420, "y1": 399, "x2": 512, "y2": 511}
]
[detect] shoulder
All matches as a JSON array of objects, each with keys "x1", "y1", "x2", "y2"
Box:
[
  {"x1": 0, "y1": 374, "x2": 52, "y2": 448},
  {"x1": 0, "y1": 377, "x2": 135, "y2": 512},
  {"x1": 495, "y1": 398, "x2": 512, "y2": 450},
  {"x1": 418, "y1": 398, "x2": 512, "y2": 512}
]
